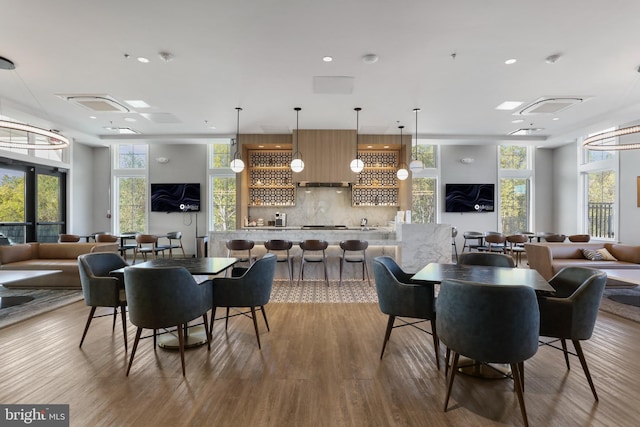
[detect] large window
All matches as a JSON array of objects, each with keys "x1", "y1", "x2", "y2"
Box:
[
  {"x1": 113, "y1": 144, "x2": 147, "y2": 234},
  {"x1": 498, "y1": 145, "x2": 531, "y2": 234},
  {"x1": 411, "y1": 142, "x2": 438, "y2": 223},
  {"x1": 209, "y1": 140, "x2": 236, "y2": 231},
  {"x1": 0, "y1": 163, "x2": 66, "y2": 243},
  {"x1": 580, "y1": 129, "x2": 617, "y2": 240}
]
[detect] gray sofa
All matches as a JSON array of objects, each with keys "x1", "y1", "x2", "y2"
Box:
[{"x1": 0, "y1": 242, "x2": 118, "y2": 289}]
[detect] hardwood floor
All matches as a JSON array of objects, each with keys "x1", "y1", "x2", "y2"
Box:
[{"x1": 1, "y1": 301, "x2": 639, "y2": 426}]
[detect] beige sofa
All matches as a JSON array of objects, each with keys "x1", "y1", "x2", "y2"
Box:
[
  {"x1": 0, "y1": 242, "x2": 118, "y2": 289},
  {"x1": 524, "y1": 242, "x2": 640, "y2": 281}
]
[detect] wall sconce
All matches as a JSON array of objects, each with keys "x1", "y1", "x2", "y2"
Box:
[
  {"x1": 155, "y1": 157, "x2": 170, "y2": 164},
  {"x1": 460, "y1": 157, "x2": 475, "y2": 164}
]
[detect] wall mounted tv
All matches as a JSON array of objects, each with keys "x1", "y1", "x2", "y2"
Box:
[
  {"x1": 150, "y1": 183, "x2": 201, "y2": 212},
  {"x1": 445, "y1": 183, "x2": 495, "y2": 212}
]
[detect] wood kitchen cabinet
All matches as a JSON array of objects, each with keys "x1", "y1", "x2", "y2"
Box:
[{"x1": 292, "y1": 129, "x2": 356, "y2": 183}]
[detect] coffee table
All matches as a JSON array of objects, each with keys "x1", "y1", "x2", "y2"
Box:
[{"x1": 0, "y1": 270, "x2": 62, "y2": 308}]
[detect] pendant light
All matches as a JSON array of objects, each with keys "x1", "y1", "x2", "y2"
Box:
[
  {"x1": 229, "y1": 107, "x2": 245, "y2": 173},
  {"x1": 397, "y1": 125, "x2": 409, "y2": 180},
  {"x1": 409, "y1": 108, "x2": 424, "y2": 172},
  {"x1": 291, "y1": 107, "x2": 305, "y2": 173},
  {"x1": 350, "y1": 107, "x2": 364, "y2": 173}
]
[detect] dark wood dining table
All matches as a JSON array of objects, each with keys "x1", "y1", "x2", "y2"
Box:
[
  {"x1": 411, "y1": 262, "x2": 555, "y2": 293},
  {"x1": 111, "y1": 257, "x2": 239, "y2": 348}
]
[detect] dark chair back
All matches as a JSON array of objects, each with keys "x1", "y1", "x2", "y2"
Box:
[
  {"x1": 96, "y1": 233, "x2": 118, "y2": 243},
  {"x1": 458, "y1": 252, "x2": 516, "y2": 268},
  {"x1": 264, "y1": 239, "x2": 293, "y2": 252},
  {"x1": 212, "y1": 253, "x2": 277, "y2": 308},
  {"x1": 300, "y1": 239, "x2": 329, "y2": 251},
  {"x1": 78, "y1": 252, "x2": 127, "y2": 306}
]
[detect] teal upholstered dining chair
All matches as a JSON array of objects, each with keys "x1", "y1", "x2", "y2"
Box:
[
  {"x1": 537, "y1": 266, "x2": 607, "y2": 401},
  {"x1": 436, "y1": 279, "x2": 539, "y2": 427},
  {"x1": 209, "y1": 253, "x2": 277, "y2": 349},
  {"x1": 123, "y1": 266, "x2": 213, "y2": 376},
  {"x1": 458, "y1": 252, "x2": 516, "y2": 268},
  {"x1": 372, "y1": 256, "x2": 439, "y2": 368},
  {"x1": 78, "y1": 252, "x2": 129, "y2": 350}
]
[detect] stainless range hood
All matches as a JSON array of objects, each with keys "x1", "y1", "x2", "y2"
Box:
[{"x1": 297, "y1": 181, "x2": 350, "y2": 188}]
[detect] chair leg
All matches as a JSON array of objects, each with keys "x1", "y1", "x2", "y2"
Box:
[
  {"x1": 561, "y1": 339, "x2": 570, "y2": 369},
  {"x1": 112, "y1": 307, "x2": 117, "y2": 331},
  {"x1": 363, "y1": 257, "x2": 371, "y2": 286},
  {"x1": 250, "y1": 307, "x2": 261, "y2": 349},
  {"x1": 225, "y1": 307, "x2": 230, "y2": 331},
  {"x1": 287, "y1": 257, "x2": 293, "y2": 285},
  {"x1": 79, "y1": 307, "x2": 97, "y2": 348},
  {"x1": 339, "y1": 255, "x2": 345, "y2": 287},
  {"x1": 323, "y1": 255, "x2": 329, "y2": 287},
  {"x1": 445, "y1": 347, "x2": 451, "y2": 377},
  {"x1": 209, "y1": 307, "x2": 217, "y2": 339},
  {"x1": 177, "y1": 323, "x2": 186, "y2": 376},
  {"x1": 380, "y1": 315, "x2": 395, "y2": 359},
  {"x1": 511, "y1": 363, "x2": 530, "y2": 427},
  {"x1": 202, "y1": 313, "x2": 211, "y2": 351},
  {"x1": 430, "y1": 319, "x2": 440, "y2": 370},
  {"x1": 573, "y1": 340, "x2": 599, "y2": 401},
  {"x1": 126, "y1": 327, "x2": 143, "y2": 376},
  {"x1": 444, "y1": 352, "x2": 460, "y2": 411},
  {"x1": 120, "y1": 303, "x2": 128, "y2": 351},
  {"x1": 297, "y1": 257, "x2": 305, "y2": 286},
  {"x1": 260, "y1": 305, "x2": 270, "y2": 331}
]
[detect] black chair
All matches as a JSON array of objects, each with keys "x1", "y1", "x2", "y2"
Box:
[
  {"x1": 436, "y1": 279, "x2": 540, "y2": 427},
  {"x1": 209, "y1": 253, "x2": 277, "y2": 349},
  {"x1": 298, "y1": 240, "x2": 329, "y2": 286},
  {"x1": 123, "y1": 266, "x2": 213, "y2": 376},
  {"x1": 461, "y1": 231, "x2": 484, "y2": 253},
  {"x1": 338, "y1": 240, "x2": 371, "y2": 287},
  {"x1": 458, "y1": 252, "x2": 516, "y2": 268},
  {"x1": 78, "y1": 252, "x2": 129, "y2": 350},
  {"x1": 372, "y1": 256, "x2": 439, "y2": 368},
  {"x1": 537, "y1": 266, "x2": 607, "y2": 401},
  {"x1": 264, "y1": 239, "x2": 294, "y2": 285}
]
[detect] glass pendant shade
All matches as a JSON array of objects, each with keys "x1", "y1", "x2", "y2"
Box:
[
  {"x1": 397, "y1": 167, "x2": 409, "y2": 180},
  {"x1": 350, "y1": 158, "x2": 364, "y2": 173},
  {"x1": 230, "y1": 107, "x2": 244, "y2": 173},
  {"x1": 291, "y1": 156, "x2": 304, "y2": 173},
  {"x1": 230, "y1": 157, "x2": 245, "y2": 173},
  {"x1": 410, "y1": 159, "x2": 424, "y2": 172}
]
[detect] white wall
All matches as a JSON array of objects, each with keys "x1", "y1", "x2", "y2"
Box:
[
  {"x1": 618, "y1": 148, "x2": 640, "y2": 244},
  {"x1": 551, "y1": 144, "x2": 579, "y2": 235}
]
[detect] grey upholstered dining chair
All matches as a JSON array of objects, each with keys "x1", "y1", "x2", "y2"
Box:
[
  {"x1": 457, "y1": 252, "x2": 516, "y2": 268},
  {"x1": 436, "y1": 279, "x2": 540, "y2": 427},
  {"x1": 123, "y1": 266, "x2": 213, "y2": 376},
  {"x1": 209, "y1": 253, "x2": 277, "y2": 349},
  {"x1": 372, "y1": 256, "x2": 439, "y2": 368},
  {"x1": 78, "y1": 252, "x2": 129, "y2": 350},
  {"x1": 537, "y1": 266, "x2": 607, "y2": 401}
]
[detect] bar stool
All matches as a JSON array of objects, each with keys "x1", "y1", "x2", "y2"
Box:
[
  {"x1": 264, "y1": 239, "x2": 294, "y2": 285},
  {"x1": 225, "y1": 239, "x2": 256, "y2": 270},
  {"x1": 298, "y1": 240, "x2": 329, "y2": 286},
  {"x1": 338, "y1": 240, "x2": 371, "y2": 287}
]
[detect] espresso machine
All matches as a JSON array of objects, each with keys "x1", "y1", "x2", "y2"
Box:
[{"x1": 275, "y1": 212, "x2": 287, "y2": 227}]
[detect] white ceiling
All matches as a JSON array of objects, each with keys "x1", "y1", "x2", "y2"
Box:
[{"x1": 2, "y1": 0, "x2": 640, "y2": 148}]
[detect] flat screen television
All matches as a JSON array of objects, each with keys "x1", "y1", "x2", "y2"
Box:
[
  {"x1": 150, "y1": 183, "x2": 201, "y2": 212},
  {"x1": 445, "y1": 183, "x2": 495, "y2": 212}
]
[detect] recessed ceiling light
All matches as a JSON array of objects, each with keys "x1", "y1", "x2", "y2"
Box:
[
  {"x1": 137, "y1": 57, "x2": 149, "y2": 63},
  {"x1": 505, "y1": 58, "x2": 517, "y2": 65},
  {"x1": 512, "y1": 119, "x2": 524, "y2": 123},
  {"x1": 496, "y1": 101, "x2": 524, "y2": 110},
  {"x1": 208, "y1": 125, "x2": 216, "y2": 130},
  {"x1": 552, "y1": 117, "x2": 560, "y2": 121},
  {"x1": 124, "y1": 117, "x2": 137, "y2": 122},
  {"x1": 125, "y1": 100, "x2": 150, "y2": 108},
  {"x1": 89, "y1": 116, "x2": 97, "y2": 119},
  {"x1": 322, "y1": 56, "x2": 333, "y2": 62}
]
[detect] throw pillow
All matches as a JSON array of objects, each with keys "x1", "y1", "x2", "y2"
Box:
[
  {"x1": 582, "y1": 248, "x2": 604, "y2": 261},
  {"x1": 596, "y1": 248, "x2": 618, "y2": 261}
]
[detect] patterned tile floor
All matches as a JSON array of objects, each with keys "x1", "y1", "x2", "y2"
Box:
[{"x1": 270, "y1": 279, "x2": 378, "y2": 303}]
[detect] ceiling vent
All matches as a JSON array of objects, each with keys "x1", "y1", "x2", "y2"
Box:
[
  {"x1": 516, "y1": 97, "x2": 584, "y2": 116},
  {"x1": 57, "y1": 94, "x2": 130, "y2": 113},
  {"x1": 139, "y1": 112, "x2": 181, "y2": 123}
]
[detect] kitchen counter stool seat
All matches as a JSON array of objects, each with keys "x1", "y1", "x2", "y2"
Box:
[
  {"x1": 264, "y1": 239, "x2": 294, "y2": 285},
  {"x1": 298, "y1": 240, "x2": 329, "y2": 286},
  {"x1": 338, "y1": 240, "x2": 371, "y2": 286}
]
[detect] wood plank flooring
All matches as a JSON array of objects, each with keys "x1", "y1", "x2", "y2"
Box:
[{"x1": 1, "y1": 301, "x2": 639, "y2": 426}]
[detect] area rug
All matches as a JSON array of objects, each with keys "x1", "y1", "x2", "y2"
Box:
[
  {"x1": 270, "y1": 279, "x2": 378, "y2": 303},
  {"x1": 0, "y1": 286, "x2": 84, "y2": 329},
  {"x1": 600, "y1": 286, "x2": 640, "y2": 323}
]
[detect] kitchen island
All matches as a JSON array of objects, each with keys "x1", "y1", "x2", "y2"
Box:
[{"x1": 209, "y1": 223, "x2": 452, "y2": 276}]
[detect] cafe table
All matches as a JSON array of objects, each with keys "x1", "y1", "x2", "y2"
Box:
[
  {"x1": 111, "y1": 257, "x2": 239, "y2": 349},
  {"x1": 412, "y1": 263, "x2": 554, "y2": 378}
]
